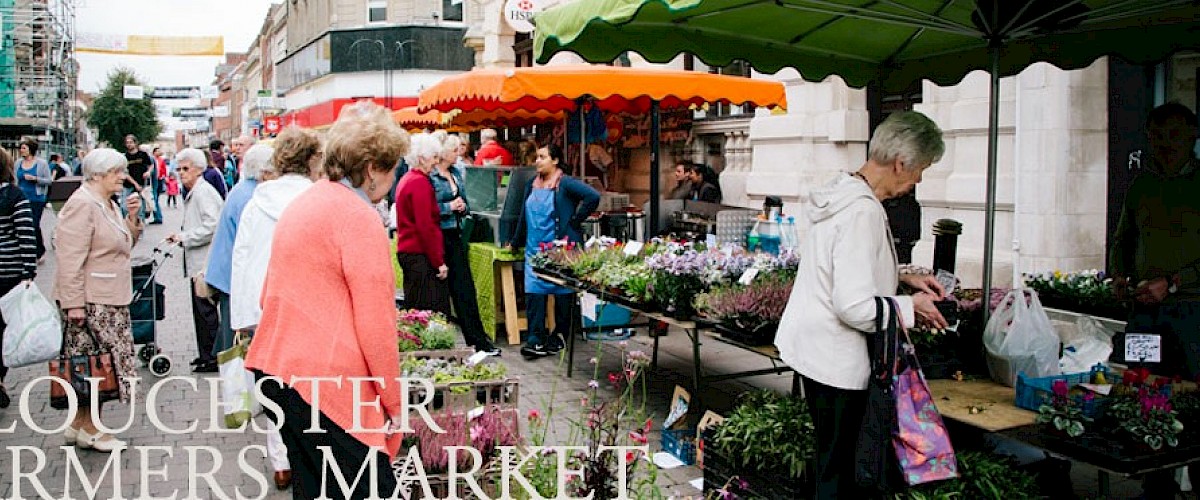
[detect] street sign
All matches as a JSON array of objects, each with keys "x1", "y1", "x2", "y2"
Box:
[
  {"x1": 124, "y1": 85, "x2": 144, "y2": 99},
  {"x1": 263, "y1": 116, "x2": 282, "y2": 135},
  {"x1": 201, "y1": 86, "x2": 219, "y2": 99}
]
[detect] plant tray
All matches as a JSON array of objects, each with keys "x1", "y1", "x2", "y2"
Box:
[
  {"x1": 1014, "y1": 366, "x2": 1122, "y2": 418},
  {"x1": 394, "y1": 453, "x2": 504, "y2": 498},
  {"x1": 401, "y1": 348, "x2": 477, "y2": 363},
  {"x1": 661, "y1": 428, "x2": 697, "y2": 466},
  {"x1": 406, "y1": 377, "x2": 521, "y2": 418},
  {"x1": 708, "y1": 322, "x2": 777, "y2": 346},
  {"x1": 701, "y1": 432, "x2": 808, "y2": 499}
]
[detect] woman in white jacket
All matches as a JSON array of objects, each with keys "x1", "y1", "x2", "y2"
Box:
[
  {"x1": 775, "y1": 111, "x2": 950, "y2": 499},
  {"x1": 228, "y1": 126, "x2": 323, "y2": 491}
]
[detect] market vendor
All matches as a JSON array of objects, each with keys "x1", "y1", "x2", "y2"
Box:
[
  {"x1": 507, "y1": 143, "x2": 600, "y2": 359},
  {"x1": 775, "y1": 111, "x2": 949, "y2": 498},
  {"x1": 1110, "y1": 102, "x2": 1200, "y2": 381}
]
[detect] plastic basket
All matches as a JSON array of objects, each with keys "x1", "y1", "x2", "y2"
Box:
[
  {"x1": 661, "y1": 428, "x2": 697, "y2": 465},
  {"x1": 715, "y1": 209, "x2": 759, "y2": 247},
  {"x1": 1014, "y1": 365, "x2": 1121, "y2": 417}
]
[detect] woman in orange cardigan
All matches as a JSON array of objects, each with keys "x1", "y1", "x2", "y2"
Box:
[{"x1": 245, "y1": 101, "x2": 409, "y2": 499}]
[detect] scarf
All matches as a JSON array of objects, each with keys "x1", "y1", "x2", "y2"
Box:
[{"x1": 533, "y1": 169, "x2": 564, "y2": 190}]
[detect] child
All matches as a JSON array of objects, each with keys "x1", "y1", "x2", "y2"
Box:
[{"x1": 165, "y1": 174, "x2": 180, "y2": 207}]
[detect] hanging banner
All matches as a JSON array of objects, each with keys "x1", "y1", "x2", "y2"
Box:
[
  {"x1": 173, "y1": 108, "x2": 211, "y2": 119},
  {"x1": 123, "y1": 85, "x2": 144, "y2": 99},
  {"x1": 211, "y1": 106, "x2": 230, "y2": 118},
  {"x1": 201, "y1": 86, "x2": 220, "y2": 100},
  {"x1": 148, "y1": 86, "x2": 202, "y2": 99},
  {"x1": 78, "y1": 34, "x2": 224, "y2": 56}
]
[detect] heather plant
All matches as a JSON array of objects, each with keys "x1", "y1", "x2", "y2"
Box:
[
  {"x1": 695, "y1": 276, "x2": 792, "y2": 332},
  {"x1": 401, "y1": 407, "x2": 520, "y2": 474}
]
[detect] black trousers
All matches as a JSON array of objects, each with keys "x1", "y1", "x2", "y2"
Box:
[
  {"x1": 804, "y1": 376, "x2": 868, "y2": 499},
  {"x1": 442, "y1": 229, "x2": 492, "y2": 349},
  {"x1": 190, "y1": 278, "x2": 220, "y2": 363},
  {"x1": 0, "y1": 276, "x2": 24, "y2": 381},
  {"x1": 256, "y1": 372, "x2": 398, "y2": 500},
  {"x1": 396, "y1": 252, "x2": 451, "y2": 315}
]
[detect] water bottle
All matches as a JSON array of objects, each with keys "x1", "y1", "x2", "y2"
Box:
[
  {"x1": 747, "y1": 219, "x2": 762, "y2": 251},
  {"x1": 782, "y1": 216, "x2": 798, "y2": 251},
  {"x1": 760, "y1": 218, "x2": 781, "y2": 255}
]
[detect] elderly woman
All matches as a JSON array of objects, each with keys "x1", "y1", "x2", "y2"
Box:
[
  {"x1": 16, "y1": 138, "x2": 52, "y2": 259},
  {"x1": 245, "y1": 101, "x2": 407, "y2": 499},
  {"x1": 394, "y1": 133, "x2": 451, "y2": 314},
  {"x1": 776, "y1": 111, "x2": 949, "y2": 498},
  {"x1": 166, "y1": 148, "x2": 225, "y2": 373},
  {"x1": 53, "y1": 148, "x2": 144, "y2": 452},
  {"x1": 206, "y1": 143, "x2": 272, "y2": 358},
  {"x1": 508, "y1": 144, "x2": 600, "y2": 358},
  {"x1": 0, "y1": 149, "x2": 39, "y2": 409},
  {"x1": 431, "y1": 133, "x2": 499, "y2": 355}
]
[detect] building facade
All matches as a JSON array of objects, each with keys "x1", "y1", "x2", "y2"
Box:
[{"x1": 0, "y1": 0, "x2": 79, "y2": 158}]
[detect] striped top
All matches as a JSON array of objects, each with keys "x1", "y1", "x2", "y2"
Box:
[{"x1": 0, "y1": 183, "x2": 38, "y2": 280}]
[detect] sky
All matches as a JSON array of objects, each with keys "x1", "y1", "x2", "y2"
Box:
[{"x1": 75, "y1": 0, "x2": 278, "y2": 93}]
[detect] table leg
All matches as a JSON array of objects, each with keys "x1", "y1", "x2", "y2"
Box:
[
  {"x1": 566, "y1": 298, "x2": 577, "y2": 379},
  {"x1": 652, "y1": 327, "x2": 660, "y2": 371},
  {"x1": 792, "y1": 372, "x2": 801, "y2": 397},
  {"x1": 499, "y1": 262, "x2": 521, "y2": 345},
  {"x1": 690, "y1": 328, "x2": 703, "y2": 406}
]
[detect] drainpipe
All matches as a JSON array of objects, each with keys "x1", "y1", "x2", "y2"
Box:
[{"x1": 1012, "y1": 70, "x2": 1023, "y2": 289}]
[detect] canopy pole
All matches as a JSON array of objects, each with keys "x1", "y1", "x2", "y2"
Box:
[
  {"x1": 650, "y1": 100, "x2": 661, "y2": 238},
  {"x1": 981, "y1": 44, "x2": 1001, "y2": 328},
  {"x1": 579, "y1": 98, "x2": 587, "y2": 178}
]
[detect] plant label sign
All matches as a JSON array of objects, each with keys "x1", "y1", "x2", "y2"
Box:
[
  {"x1": 580, "y1": 292, "x2": 599, "y2": 321},
  {"x1": 623, "y1": 241, "x2": 644, "y2": 256},
  {"x1": 738, "y1": 268, "x2": 759, "y2": 286},
  {"x1": 1124, "y1": 333, "x2": 1161, "y2": 363}
]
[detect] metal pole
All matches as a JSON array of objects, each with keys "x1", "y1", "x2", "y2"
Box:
[
  {"x1": 981, "y1": 44, "x2": 1001, "y2": 328},
  {"x1": 579, "y1": 98, "x2": 586, "y2": 177},
  {"x1": 650, "y1": 101, "x2": 661, "y2": 236}
]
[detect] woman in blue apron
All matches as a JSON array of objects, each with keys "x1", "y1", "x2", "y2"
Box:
[{"x1": 509, "y1": 144, "x2": 600, "y2": 358}]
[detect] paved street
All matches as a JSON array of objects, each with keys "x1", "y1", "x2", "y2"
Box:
[{"x1": 0, "y1": 192, "x2": 1173, "y2": 499}]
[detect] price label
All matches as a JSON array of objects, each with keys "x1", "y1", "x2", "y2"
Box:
[
  {"x1": 623, "y1": 240, "x2": 644, "y2": 256},
  {"x1": 705, "y1": 233, "x2": 717, "y2": 249},
  {"x1": 738, "y1": 268, "x2": 759, "y2": 285},
  {"x1": 585, "y1": 236, "x2": 599, "y2": 249},
  {"x1": 580, "y1": 292, "x2": 599, "y2": 321},
  {"x1": 1124, "y1": 333, "x2": 1162, "y2": 363}
]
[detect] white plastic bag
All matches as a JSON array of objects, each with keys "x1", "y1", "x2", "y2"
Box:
[
  {"x1": 1, "y1": 281, "x2": 63, "y2": 368},
  {"x1": 1059, "y1": 316, "x2": 1114, "y2": 374},
  {"x1": 983, "y1": 288, "x2": 1061, "y2": 386},
  {"x1": 217, "y1": 333, "x2": 260, "y2": 428}
]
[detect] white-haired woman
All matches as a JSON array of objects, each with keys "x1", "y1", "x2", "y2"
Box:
[
  {"x1": 776, "y1": 111, "x2": 950, "y2": 498},
  {"x1": 166, "y1": 148, "x2": 224, "y2": 373},
  {"x1": 394, "y1": 133, "x2": 451, "y2": 313},
  {"x1": 206, "y1": 143, "x2": 273, "y2": 359},
  {"x1": 431, "y1": 134, "x2": 499, "y2": 355},
  {"x1": 53, "y1": 148, "x2": 144, "y2": 452}
]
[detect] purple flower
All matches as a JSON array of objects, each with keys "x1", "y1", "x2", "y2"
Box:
[{"x1": 588, "y1": 380, "x2": 600, "y2": 389}]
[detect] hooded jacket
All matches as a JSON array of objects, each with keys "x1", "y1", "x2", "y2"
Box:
[
  {"x1": 229, "y1": 175, "x2": 314, "y2": 329},
  {"x1": 775, "y1": 174, "x2": 915, "y2": 390}
]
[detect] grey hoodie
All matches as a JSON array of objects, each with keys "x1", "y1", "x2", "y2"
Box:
[{"x1": 776, "y1": 173, "x2": 914, "y2": 390}]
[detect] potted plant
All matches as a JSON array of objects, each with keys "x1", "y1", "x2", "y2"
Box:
[
  {"x1": 703, "y1": 390, "x2": 813, "y2": 498},
  {"x1": 396, "y1": 309, "x2": 457, "y2": 352},
  {"x1": 893, "y1": 450, "x2": 1039, "y2": 499},
  {"x1": 1035, "y1": 379, "x2": 1092, "y2": 437},
  {"x1": 694, "y1": 276, "x2": 792, "y2": 345}
]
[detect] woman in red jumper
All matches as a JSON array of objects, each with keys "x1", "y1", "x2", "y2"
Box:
[
  {"x1": 394, "y1": 132, "x2": 451, "y2": 313},
  {"x1": 245, "y1": 101, "x2": 409, "y2": 499}
]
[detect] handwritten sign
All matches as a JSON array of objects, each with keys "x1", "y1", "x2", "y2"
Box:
[{"x1": 1124, "y1": 333, "x2": 1162, "y2": 363}]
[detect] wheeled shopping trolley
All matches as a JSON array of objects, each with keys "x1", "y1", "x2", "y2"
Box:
[{"x1": 131, "y1": 245, "x2": 174, "y2": 377}]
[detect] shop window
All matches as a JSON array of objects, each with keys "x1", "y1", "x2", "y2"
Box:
[
  {"x1": 708, "y1": 61, "x2": 754, "y2": 117},
  {"x1": 368, "y1": 0, "x2": 387, "y2": 23},
  {"x1": 442, "y1": 0, "x2": 464, "y2": 22}
]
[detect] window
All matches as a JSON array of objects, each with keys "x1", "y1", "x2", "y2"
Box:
[
  {"x1": 443, "y1": 0, "x2": 464, "y2": 22},
  {"x1": 368, "y1": 1, "x2": 387, "y2": 23},
  {"x1": 708, "y1": 61, "x2": 754, "y2": 117}
]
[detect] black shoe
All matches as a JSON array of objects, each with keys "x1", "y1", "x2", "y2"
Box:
[
  {"x1": 190, "y1": 357, "x2": 203, "y2": 366},
  {"x1": 520, "y1": 344, "x2": 548, "y2": 358},
  {"x1": 476, "y1": 344, "x2": 501, "y2": 357},
  {"x1": 0, "y1": 384, "x2": 9, "y2": 409},
  {"x1": 192, "y1": 361, "x2": 218, "y2": 373},
  {"x1": 148, "y1": 220, "x2": 163, "y2": 225},
  {"x1": 545, "y1": 334, "x2": 566, "y2": 354}
]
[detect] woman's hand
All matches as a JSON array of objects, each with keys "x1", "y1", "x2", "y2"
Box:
[
  {"x1": 126, "y1": 194, "x2": 142, "y2": 220},
  {"x1": 900, "y1": 273, "x2": 946, "y2": 299},
  {"x1": 912, "y1": 292, "x2": 949, "y2": 329},
  {"x1": 66, "y1": 308, "x2": 86, "y2": 325},
  {"x1": 437, "y1": 264, "x2": 449, "y2": 280},
  {"x1": 450, "y1": 198, "x2": 467, "y2": 213}
]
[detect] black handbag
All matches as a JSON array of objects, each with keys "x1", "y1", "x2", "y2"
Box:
[
  {"x1": 48, "y1": 323, "x2": 121, "y2": 410},
  {"x1": 855, "y1": 297, "x2": 902, "y2": 492}
]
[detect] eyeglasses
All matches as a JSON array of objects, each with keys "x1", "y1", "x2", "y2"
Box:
[{"x1": 178, "y1": 166, "x2": 191, "y2": 171}]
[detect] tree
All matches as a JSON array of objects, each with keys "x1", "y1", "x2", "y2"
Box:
[{"x1": 86, "y1": 67, "x2": 162, "y2": 148}]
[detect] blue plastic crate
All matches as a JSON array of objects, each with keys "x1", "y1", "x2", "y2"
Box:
[
  {"x1": 1014, "y1": 365, "x2": 1122, "y2": 418},
  {"x1": 661, "y1": 428, "x2": 697, "y2": 465},
  {"x1": 581, "y1": 301, "x2": 632, "y2": 328}
]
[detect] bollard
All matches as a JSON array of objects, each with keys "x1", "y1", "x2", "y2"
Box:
[{"x1": 932, "y1": 218, "x2": 963, "y2": 274}]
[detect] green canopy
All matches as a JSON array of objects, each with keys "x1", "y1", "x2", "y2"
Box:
[
  {"x1": 535, "y1": 0, "x2": 1200, "y2": 93},
  {"x1": 533, "y1": 0, "x2": 1200, "y2": 323}
]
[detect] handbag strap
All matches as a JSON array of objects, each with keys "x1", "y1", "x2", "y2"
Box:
[{"x1": 870, "y1": 297, "x2": 902, "y2": 381}]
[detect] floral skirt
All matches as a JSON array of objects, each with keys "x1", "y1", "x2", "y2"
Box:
[{"x1": 62, "y1": 303, "x2": 136, "y2": 403}]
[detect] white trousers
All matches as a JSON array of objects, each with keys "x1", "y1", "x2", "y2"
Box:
[{"x1": 267, "y1": 426, "x2": 290, "y2": 471}]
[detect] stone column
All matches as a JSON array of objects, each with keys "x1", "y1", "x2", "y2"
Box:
[{"x1": 468, "y1": 0, "x2": 515, "y2": 68}]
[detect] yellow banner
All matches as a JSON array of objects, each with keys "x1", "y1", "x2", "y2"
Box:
[{"x1": 77, "y1": 35, "x2": 224, "y2": 56}]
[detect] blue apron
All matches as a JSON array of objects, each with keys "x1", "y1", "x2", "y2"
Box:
[{"x1": 524, "y1": 188, "x2": 570, "y2": 295}]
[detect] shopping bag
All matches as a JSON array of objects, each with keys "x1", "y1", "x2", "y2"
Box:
[
  {"x1": 983, "y1": 288, "x2": 1061, "y2": 386},
  {"x1": 217, "y1": 331, "x2": 260, "y2": 428},
  {"x1": 48, "y1": 323, "x2": 120, "y2": 409},
  {"x1": 1, "y1": 281, "x2": 63, "y2": 368},
  {"x1": 893, "y1": 327, "x2": 959, "y2": 486},
  {"x1": 855, "y1": 297, "x2": 902, "y2": 492}
]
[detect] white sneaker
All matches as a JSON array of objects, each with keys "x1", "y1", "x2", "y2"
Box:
[{"x1": 76, "y1": 429, "x2": 127, "y2": 452}]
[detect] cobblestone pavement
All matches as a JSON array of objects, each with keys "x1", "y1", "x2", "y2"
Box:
[{"x1": 0, "y1": 194, "x2": 1180, "y2": 499}]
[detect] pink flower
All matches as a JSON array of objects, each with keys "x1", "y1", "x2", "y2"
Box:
[
  {"x1": 1052, "y1": 379, "x2": 1069, "y2": 397},
  {"x1": 528, "y1": 409, "x2": 541, "y2": 421}
]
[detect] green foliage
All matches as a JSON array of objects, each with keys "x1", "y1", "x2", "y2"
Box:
[
  {"x1": 709, "y1": 390, "x2": 814, "y2": 480},
  {"x1": 86, "y1": 68, "x2": 162, "y2": 148},
  {"x1": 893, "y1": 450, "x2": 1041, "y2": 500}
]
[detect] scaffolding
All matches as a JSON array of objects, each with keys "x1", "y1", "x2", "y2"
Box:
[{"x1": 0, "y1": 0, "x2": 78, "y2": 159}]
